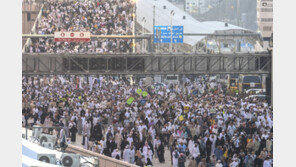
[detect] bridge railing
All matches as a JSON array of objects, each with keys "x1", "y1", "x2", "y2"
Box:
[
  {"x1": 22, "y1": 126, "x2": 139, "y2": 167},
  {"x1": 22, "y1": 32, "x2": 263, "y2": 54},
  {"x1": 66, "y1": 144, "x2": 139, "y2": 167},
  {"x1": 22, "y1": 52, "x2": 272, "y2": 75}
]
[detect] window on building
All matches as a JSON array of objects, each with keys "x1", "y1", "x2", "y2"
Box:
[
  {"x1": 27, "y1": 13, "x2": 31, "y2": 21},
  {"x1": 261, "y1": 18, "x2": 273, "y2": 22},
  {"x1": 263, "y1": 26, "x2": 272, "y2": 31},
  {"x1": 261, "y1": 8, "x2": 273, "y2": 12}
]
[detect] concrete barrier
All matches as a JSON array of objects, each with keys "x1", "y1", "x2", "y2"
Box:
[{"x1": 66, "y1": 144, "x2": 139, "y2": 167}]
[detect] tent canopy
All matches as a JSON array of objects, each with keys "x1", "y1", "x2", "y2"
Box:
[{"x1": 136, "y1": 0, "x2": 250, "y2": 46}]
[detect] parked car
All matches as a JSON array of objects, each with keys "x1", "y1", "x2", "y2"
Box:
[{"x1": 245, "y1": 89, "x2": 266, "y2": 94}]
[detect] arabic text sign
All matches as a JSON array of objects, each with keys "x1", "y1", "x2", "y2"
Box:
[{"x1": 154, "y1": 26, "x2": 183, "y2": 43}]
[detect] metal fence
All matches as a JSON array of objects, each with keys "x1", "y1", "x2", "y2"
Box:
[{"x1": 22, "y1": 126, "x2": 139, "y2": 167}]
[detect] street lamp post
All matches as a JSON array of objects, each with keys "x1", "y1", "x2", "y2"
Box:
[
  {"x1": 170, "y1": 10, "x2": 175, "y2": 53},
  {"x1": 153, "y1": 5, "x2": 155, "y2": 52},
  {"x1": 132, "y1": 0, "x2": 137, "y2": 53},
  {"x1": 237, "y1": 0, "x2": 240, "y2": 26},
  {"x1": 142, "y1": 17, "x2": 146, "y2": 53}
]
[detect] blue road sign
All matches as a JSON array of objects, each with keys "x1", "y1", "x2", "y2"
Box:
[
  {"x1": 154, "y1": 26, "x2": 183, "y2": 43},
  {"x1": 241, "y1": 42, "x2": 254, "y2": 49}
]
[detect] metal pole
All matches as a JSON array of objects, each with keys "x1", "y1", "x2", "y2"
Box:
[
  {"x1": 142, "y1": 18, "x2": 145, "y2": 53},
  {"x1": 271, "y1": 50, "x2": 273, "y2": 105},
  {"x1": 26, "y1": 126, "x2": 28, "y2": 140},
  {"x1": 170, "y1": 10, "x2": 174, "y2": 53},
  {"x1": 237, "y1": 0, "x2": 240, "y2": 26},
  {"x1": 170, "y1": 14, "x2": 172, "y2": 53},
  {"x1": 133, "y1": 2, "x2": 136, "y2": 53},
  {"x1": 144, "y1": 20, "x2": 146, "y2": 52},
  {"x1": 153, "y1": 5, "x2": 155, "y2": 53}
]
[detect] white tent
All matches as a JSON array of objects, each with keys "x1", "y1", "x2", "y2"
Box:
[{"x1": 136, "y1": 0, "x2": 249, "y2": 46}]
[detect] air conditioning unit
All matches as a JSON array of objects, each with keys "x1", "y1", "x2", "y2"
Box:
[
  {"x1": 39, "y1": 134, "x2": 57, "y2": 147},
  {"x1": 61, "y1": 154, "x2": 80, "y2": 167},
  {"x1": 42, "y1": 142, "x2": 54, "y2": 149},
  {"x1": 37, "y1": 153, "x2": 56, "y2": 164}
]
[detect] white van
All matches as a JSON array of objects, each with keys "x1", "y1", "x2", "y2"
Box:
[{"x1": 164, "y1": 75, "x2": 179, "y2": 85}]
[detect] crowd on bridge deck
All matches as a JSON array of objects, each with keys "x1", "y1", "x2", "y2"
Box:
[
  {"x1": 22, "y1": 75, "x2": 273, "y2": 167},
  {"x1": 25, "y1": 0, "x2": 135, "y2": 53}
]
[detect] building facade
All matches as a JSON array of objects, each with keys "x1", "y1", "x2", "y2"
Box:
[{"x1": 257, "y1": 0, "x2": 273, "y2": 48}]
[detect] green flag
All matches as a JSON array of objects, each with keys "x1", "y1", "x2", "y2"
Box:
[
  {"x1": 136, "y1": 89, "x2": 142, "y2": 95},
  {"x1": 127, "y1": 97, "x2": 134, "y2": 105},
  {"x1": 142, "y1": 91, "x2": 148, "y2": 97}
]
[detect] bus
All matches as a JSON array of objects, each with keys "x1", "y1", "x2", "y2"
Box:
[
  {"x1": 164, "y1": 75, "x2": 179, "y2": 85},
  {"x1": 239, "y1": 75, "x2": 262, "y2": 92},
  {"x1": 227, "y1": 74, "x2": 239, "y2": 92}
]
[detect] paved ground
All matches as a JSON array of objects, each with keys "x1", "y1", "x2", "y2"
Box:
[{"x1": 71, "y1": 134, "x2": 190, "y2": 167}]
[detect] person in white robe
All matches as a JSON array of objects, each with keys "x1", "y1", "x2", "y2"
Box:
[
  {"x1": 191, "y1": 143, "x2": 200, "y2": 159},
  {"x1": 172, "y1": 149, "x2": 179, "y2": 167},
  {"x1": 142, "y1": 143, "x2": 149, "y2": 163},
  {"x1": 123, "y1": 146, "x2": 131, "y2": 162},
  {"x1": 111, "y1": 149, "x2": 121, "y2": 159},
  {"x1": 147, "y1": 148, "x2": 153, "y2": 163},
  {"x1": 188, "y1": 139, "x2": 194, "y2": 155},
  {"x1": 129, "y1": 145, "x2": 135, "y2": 164}
]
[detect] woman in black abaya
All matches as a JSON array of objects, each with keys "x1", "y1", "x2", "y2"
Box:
[{"x1": 157, "y1": 142, "x2": 165, "y2": 163}]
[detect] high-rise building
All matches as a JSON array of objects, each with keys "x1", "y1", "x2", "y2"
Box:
[{"x1": 257, "y1": 0, "x2": 273, "y2": 48}]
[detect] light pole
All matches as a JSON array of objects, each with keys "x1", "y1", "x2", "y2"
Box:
[
  {"x1": 170, "y1": 10, "x2": 175, "y2": 53},
  {"x1": 237, "y1": 0, "x2": 240, "y2": 26},
  {"x1": 142, "y1": 17, "x2": 146, "y2": 53},
  {"x1": 132, "y1": 0, "x2": 137, "y2": 53},
  {"x1": 153, "y1": 5, "x2": 155, "y2": 52}
]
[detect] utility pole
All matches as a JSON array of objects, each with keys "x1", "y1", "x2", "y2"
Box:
[
  {"x1": 153, "y1": 5, "x2": 155, "y2": 52},
  {"x1": 237, "y1": 0, "x2": 240, "y2": 26},
  {"x1": 142, "y1": 17, "x2": 146, "y2": 53},
  {"x1": 170, "y1": 10, "x2": 175, "y2": 53},
  {"x1": 132, "y1": 0, "x2": 137, "y2": 53}
]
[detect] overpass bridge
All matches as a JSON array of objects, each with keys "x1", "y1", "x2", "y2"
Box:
[{"x1": 22, "y1": 52, "x2": 271, "y2": 75}]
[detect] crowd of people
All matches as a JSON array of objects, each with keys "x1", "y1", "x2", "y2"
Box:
[
  {"x1": 25, "y1": 0, "x2": 135, "y2": 53},
  {"x1": 22, "y1": 75, "x2": 273, "y2": 167}
]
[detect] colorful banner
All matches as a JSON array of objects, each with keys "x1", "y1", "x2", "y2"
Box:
[
  {"x1": 136, "y1": 89, "x2": 142, "y2": 95},
  {"x1": 127, "y1": 97, "x2": 134, "y2": 105},
  {"x1": 179, "y1": 115, "x2": 184, "y2": 121},
  {"x1": 184, "y1": 106, "x2": 190, "y2": 113},
  {"x1": 142, "y1": 91, "x2": 148, "y2": 97}
]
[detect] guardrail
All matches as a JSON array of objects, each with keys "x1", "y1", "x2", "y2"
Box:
[
  {"x1": 22, "y1": 34, "x2": 151, "y2": 39},
  {"x1": 22, "y1": 126, "x2": 139, "y2": 167},
  {"x1": 66, "y1": 145, "x2": 139, "y2": 167}
]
